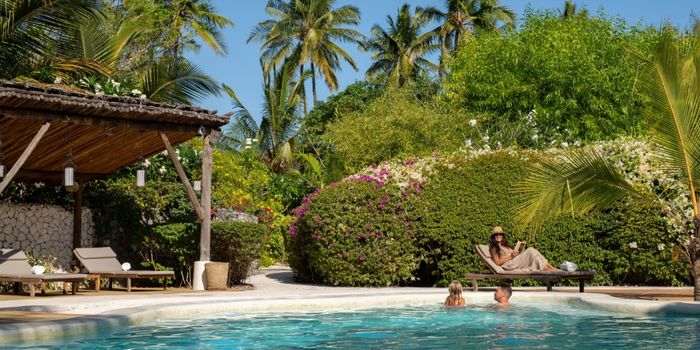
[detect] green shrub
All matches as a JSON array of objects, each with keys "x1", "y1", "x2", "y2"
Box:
[
  {"x1": 287, "y1": 180, "x2": 420, "y2": 286},
  {"x1": 211, "y1": 221, "x2": 268, "y2": 284},
  {"x1": 287, "y1": 150, "x2": 690, "y2": 287},
  {"x1": 142, "y1": 223, "x2": 198, "y2": 286}
]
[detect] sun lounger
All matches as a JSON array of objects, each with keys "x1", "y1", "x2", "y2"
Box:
[
  {"x1": 73, "y1": 247, "x2": 174, "y2": 292},
  {"x1": 0, "y1": 249, "x2": 87, "y2": 297},
  {"x1": 466, "y1": 245, "x2": 595, "y2": 292}
]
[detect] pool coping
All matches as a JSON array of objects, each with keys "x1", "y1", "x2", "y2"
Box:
[{"x1": 1, "y1": 272, "x2": 700, "y2": 345}]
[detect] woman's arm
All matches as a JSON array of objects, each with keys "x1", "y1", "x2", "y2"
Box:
[{"x1": 490, "y1": 247, "x2": 516, "y2": 266}]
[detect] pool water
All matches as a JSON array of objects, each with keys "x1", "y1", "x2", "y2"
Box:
[{"x1": 8, "y1": 303, "x2": 700, "y2": 349}]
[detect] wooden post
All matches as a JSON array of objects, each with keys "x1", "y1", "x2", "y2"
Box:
[
  {"x1": 0, "y1": 122, "x2": 50, "y2": 194},
  {"x1": 159, "y1": 132, "x2": 205, "y2": 221},
  {"x1": 72, "y1": 181, "x2": 83, "y2": 251},
  {"x1": 200, "y1": 133, "x2": 213, "y2": 261}
]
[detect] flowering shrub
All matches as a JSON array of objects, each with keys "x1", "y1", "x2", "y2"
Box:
[{"x1": 287, "y1": 140, "x2": 690, "y2": 287}]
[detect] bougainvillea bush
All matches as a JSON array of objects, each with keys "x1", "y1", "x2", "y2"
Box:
[{"x1": 287, "y1": 141, "x2": 690, "y2": 287}]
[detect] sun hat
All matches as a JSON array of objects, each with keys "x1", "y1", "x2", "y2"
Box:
[{"x1": 491, "y1": 226, "x2": 506, "y2": 236}]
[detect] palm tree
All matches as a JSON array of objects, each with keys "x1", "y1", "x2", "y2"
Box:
[
  {"x1": 223, "y1": 62, "x2": 308, "y2": 172},
  {"x1": 249, "y1": 0, "x2": 365, "y2": 112},
  {"x1": 514, "y1": 30, "x2": 700, "y2": 300},
  {"x1": 365, "y1": 4, "x2": 439, "y2": 87},
  {"x1": 421, "y1": 0, "x2": 515, "y2": 78},
  {"x1": 163, "y1": 0, "x2": 233, "y2": 59},
  {"x1": 0, "y1": 0, "x2": 102, "y2": 79}
]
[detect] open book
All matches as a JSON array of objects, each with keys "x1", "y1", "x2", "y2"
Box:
[{"x1": 514, "y1": 241, "x2": 527, "y2": 254}]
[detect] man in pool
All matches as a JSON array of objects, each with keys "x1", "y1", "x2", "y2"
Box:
[{"x1": 494, "y1": 284, "x2": 512, "y2": 307}]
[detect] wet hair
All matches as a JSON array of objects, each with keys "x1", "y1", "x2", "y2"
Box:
[
  {"x1": 448, "y1": 280, "x2": 463, "y2": 297},
  {"x1": 497, "y1": 284, "x2": 512, "y2": 299},
  {"x1": 489, "y1": 231, "x2": 511, "y2": 257}
]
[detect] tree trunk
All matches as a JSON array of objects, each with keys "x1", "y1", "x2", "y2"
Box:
[
  {"x1": 693, "y1": 217, "x2": 700, "y2": 301},
  {"x1": 311, "y1": 62, "x2": 317, "y2": 104},
  {"x1": 300, "y1": 64, "x2": 308, "y2": 115}
]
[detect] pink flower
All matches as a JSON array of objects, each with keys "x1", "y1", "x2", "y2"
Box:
[{"x1": 359, "y1": 255, "x2": 366, "y2": 262}]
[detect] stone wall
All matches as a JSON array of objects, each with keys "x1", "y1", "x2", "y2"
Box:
[{"x1": 0, "y1": 203, "x2": 95, "y2": 271}]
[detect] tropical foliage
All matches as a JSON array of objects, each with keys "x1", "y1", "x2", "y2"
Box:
[
  {"x1": 442, "y1": 9, "x2": 659, "y2": 143},
  {"x1": 365, "y1": 4, "x2": 439, "y2": 87},
  {"x1": 515, "y1": 30, "x2": 700, "y2": 299},
  {"x1": 287, "y1": 148, "x2": 688, "y2": 287},
  {"x1": 249, "y1": 0, "x2": 365, "y2": 109}
]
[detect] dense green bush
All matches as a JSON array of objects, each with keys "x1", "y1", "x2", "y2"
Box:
[
  {"x1": 143, "y1": 223, "x2": 198, "y2": 286},
  {"x1": 287, "y1": 181, "x2": 420, "y2": 286},
  {"x1": 211, "y1": 221, "x2": 268, "y2": 285},
  {"x1": 324, "y1": 88, "x2": 468, "y2": 172},
  {"x1": 287, "y1": 150, "x2": 690, "y2": 287},
  {"x1": 442, "y1": 10, "x2": 659, "y2": 146}
]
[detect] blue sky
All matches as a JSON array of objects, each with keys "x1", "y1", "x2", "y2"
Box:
[{"x1": 186, "y1": 1, "x2": 699, "y2": 122}]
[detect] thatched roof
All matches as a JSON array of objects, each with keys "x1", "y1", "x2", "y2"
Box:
[{"x1": 0, "y1": 80, "x2": 229, "y2": 184}]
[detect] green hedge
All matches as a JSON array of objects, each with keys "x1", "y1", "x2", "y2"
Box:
[
  {"x1": 287, "y1": 151, "x2": 689, "y2": 287},
  {"x1": 211, "y1": 221, "x2": 268, "y2": 285}
]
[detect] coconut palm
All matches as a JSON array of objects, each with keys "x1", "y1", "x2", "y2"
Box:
[
  {"x1": 365, "y1": 4, "x2": 439, "y2": 87},
  {"x1": 420, "y1": 0, "x2": 515, "y2": 78},
  {"x1": 514, "y1": 30, "x2": 700, "y2": 300},
  {"x1": 0, "y1": 0, "x2": 102, "y2": 79},
  {"x1": 162, "y1": 0, "x2": 233, "y2": 60},
  {"x1": 223, "y1": 62, "x2": 309, "y2": 172},
  {"x1": 249, "y1": 0, "x2": 365, "y2": 111}
]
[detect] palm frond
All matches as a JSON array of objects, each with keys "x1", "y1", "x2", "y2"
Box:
[{"x1": 514, "y1": 148, "x2": 639, "y2": 233}]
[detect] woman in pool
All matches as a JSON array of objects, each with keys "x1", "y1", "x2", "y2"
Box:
[
  {"x1": 444, "y1": 280, "x2": 465, "y2": 308},
  {"x1": 489, "y1": 226, "x2": 560, "y2": 272}
]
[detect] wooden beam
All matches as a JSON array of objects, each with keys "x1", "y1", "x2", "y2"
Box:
[
  {"x1": 12, "y1": 169, "x2": 106, "y2": 183},
  {"x1": 0, "y1": 107, "x2": 217, "y2": 134},
  {"x1": 159, "y1": 132, "x2": 205, "y2": 221},
  {"x1": 200, "y1": 133, "x2": 213, "y2": 261},
  {"x1": 0, "y1": 122, "x2": 50, "y2": 194},
  {"x1": 72, "y1": 181, "x2": 83, "y2": 251}
]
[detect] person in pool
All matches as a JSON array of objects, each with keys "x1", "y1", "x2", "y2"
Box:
[
  {"x1": 494, "y1": 284, "x2": 512, "y2": 307},
  {"x1": 444, "y1": 280, "x2": 465, "y2": 308},
  {"x1": 489, "y1": 226, "x2": 560, "y2": 272}
]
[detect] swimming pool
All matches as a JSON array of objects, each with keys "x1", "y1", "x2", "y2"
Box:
[{"x1": 9, "y1": 302, "x2": 700, "y2": 349}]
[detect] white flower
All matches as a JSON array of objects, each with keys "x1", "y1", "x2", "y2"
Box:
[
  {"x1": 94, "y1": 82, "x2": 102, "y2": 90},
  {"x1": 244, "y1": 145, "x2": 251, "y2": 150},
  {"x1": 53, "y1": 77, "x2": 62, "y2": 84},
  {"x1": 113, "y1": 81, "x2": 121, "y2": 88},
  {"x1": 95, "y1": 91, "x2": 104, "y2": 96},
  {"x1": 245, "y1": 138, "x2": 253, "y2": 145},
  {"x1": 131, "y1": 89, "x2": 142, "y2": 95},
  {"x1": 561, "y1": 142, "x2": 569, "y2": 148},
  {"x1": 159, "y1": 166, "x2": 166, "y2": 174},
  {"x1": 465, "y1": 139, "x2": 473, "y2": 148},
  {"x1": 139, "y1": 94, "x2": 147, "y2": 99},
  {"x1": 175, "y1": 149, "x2": 180, "y2": 155},
  {"x1": 469, "y1": 119, "x2": 477, "y2": 127},
  {"x1": 143, "y1": 159, "x2": 151, "y2": 168},
  {"x1": 160, "y1": 150, "x2": 168, "y2": 156},
  {"x1": 482, "y1": 135, "x2": 490, "y2": 143},
  {"x1": 657, "y1": 243, "x2": 666, "y2": 251},
  {"x1": 532, "y1": 134, "x2": 539, "y2": 141},
  {"x1": 628, "y1": 242, "x2": 638, "y2": 249},
  {"x1": 252, "y1": 138, "x2": 258, "y2": 143},
  {"x1": 496, "y1": 141, "x2": 502, "y2": 149},
  {"x1": 574, "y1": 140, "x2": 582, "y2": 147}
]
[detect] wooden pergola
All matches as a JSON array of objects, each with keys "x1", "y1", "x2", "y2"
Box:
[{"x1": 0, "y1": 80, "x2": 229, "y2": 289}]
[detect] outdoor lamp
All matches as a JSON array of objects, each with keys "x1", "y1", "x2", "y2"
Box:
[
  {"x1": 0, "y1": 163, "x2": 5, "y2": 178},
  {"x1": 193, "y1": 180, "x2": 202, "y2": 192},
  {"x1": 64, "y1": 155, "x2": 75, "y2": 188},
  {"x1": 136, "y1": 168, "x2": 146, "y2": 187}
]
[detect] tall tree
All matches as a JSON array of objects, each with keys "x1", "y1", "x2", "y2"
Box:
[
  {"x1": 421, "y1": 0, "x2": 515, "y2": 78},
  {"x1": 249, "y1": 0, "x2": 365, "y2": 112},
  {"x1": 515, "y1": 30, "x2": 700, "y2": 300},
  {"x1": 162, "y1": 0, "x2": 233, "y2": 60},
  {"x1": 365, "y1": 4, "x2": 439, "y2": 87},
  {"x1": 223, "y1": 62, "x2": 308, "y2": 172}
]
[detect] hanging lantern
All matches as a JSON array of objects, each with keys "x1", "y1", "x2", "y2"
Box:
[
  {"x1": 136, "y1": 168, "x2": 146, "y2": 187},
  {"x1": 193, "y1": 180, "x2": 202, "y2": 192},
  {"x1": 64, "y1": 154, "x2": 75, "y2": 188}
]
